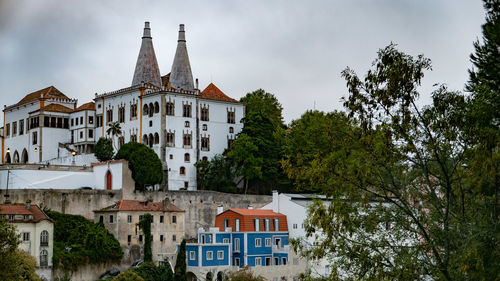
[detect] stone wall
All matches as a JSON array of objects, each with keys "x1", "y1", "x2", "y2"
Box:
[{"x1": 1, "y1": 188, "x2": 271, "y2": 238}]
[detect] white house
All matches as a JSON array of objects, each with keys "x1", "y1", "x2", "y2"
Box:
[{"x1": 0, "y1": 202, "x2": 54, "y2": 281}]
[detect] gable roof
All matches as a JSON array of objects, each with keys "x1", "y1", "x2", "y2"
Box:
[
  {"x1": 17, "y1": 86, "x2": 70, "y2": 105},
  {"x1": 74, "y1": 102, "x2": 95, "y2": 112},
  {"x1": 96, "y1": 199, "x2": 184, "y2": 213},
  {"x1": 0, "y1": 203, "x2": 52, "y2": 223},
  {"x1": 228, "y1": 209, "x2": 283, "y2": 216},
  {"x1": 32, "y1": 103, "x2": 74, "y2": 114},
  {"x1": 215, "y1": 208, "x2": 288, "y2": 232},
  {"x1": 200, "y1": 83, "x2": 239, "y2": 103}
]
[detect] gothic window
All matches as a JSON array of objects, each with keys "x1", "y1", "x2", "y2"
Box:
[
  {"x1": 6, "y1": 123, "x2": 10, "y2": 136},
  {"x1": 106, "y1": 109, "x2": 113, "y2": 123},
  {"x1": 154, "y1": 102, "x2": 160, "y2": 113},
  {"x1": 183, "y1": 133, "x2": 192, "y2": 147},
  {"x1": 227, "y1": 138, "x2": 234, "y2": 149},
  {"x1": 12, "y1": 121, "x2": 17, "y2": 136},
  {"x1": 40, "y1": 250, "x2": 48, "y2": 267},
  {"x1": 40, "y1": 230, "x2": 49, "y2": 246},
  {"x1": 19, "y1": 120, "x2": 24, "y2": 135},
  {"x1": 201, "y1": 137, "x2": 210, "y2": 151},
  {"x1": 183, "y1": 104, "x2": 191, "y2": 118},
  {"x1": 148, "y1": 134, "x2": 153, "y2": 148},
  {"x1": 166, "y1": 102, "x2": 174, "y2": 116},
  {"x1": 143, "y1": 134, "x2": 148, "y2": 145},
  {"x1": 202, "y1": 156, "x2": 208, "y2": 161},
  {"x1": 149, "y1": 103, "x2": 154, "y2": 117},
  {"x1": 118, "y1": 106, "x2": 125, "y2": 123},
  {"x1": 229, "y1": 127, "x2": 234, "y2": 133},
  {"x1": 180, "y1": 166, "x2": 186, "y2": 175},
  {"x1": 143, "y1": 104, "x2": 149, "y2": 116},
  {"x1": 166, "y1": 132, "x2": 175, "y2": 147},
  {"x1": 227, "y1": 111, "x2": 235, "y2": 124},
  {"x1": 131, "y1": 134, "x2": 137, "y2": 142},
  {"x1": 130, "y1": 103, "x2": 137, "y2": 119},
  {"x1": 201, "y1": 107, "x2": 209, "y2": 121},
  {"x1": 154, "y1": 133, "x2": 159, "y2": 144},
  {"x1": 118, "y1": 136, "x2": 125, "y2": 149},
  {"x1": 184, "y1": 153, "x2": 190, "y2": 162}
]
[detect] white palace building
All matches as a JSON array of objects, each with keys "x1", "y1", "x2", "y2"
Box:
[{"x1": 1, "y1": 22, "x2": 244, "y2": 191}]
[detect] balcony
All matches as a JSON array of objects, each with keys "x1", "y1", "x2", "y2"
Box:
[{"x1": 272, "y1": 245, "x2": 289, "y2": 254}]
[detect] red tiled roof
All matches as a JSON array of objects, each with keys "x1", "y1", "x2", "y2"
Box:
[
  {"x1": 17, "y1": 86, "x2": 70, "y2": 105},
  {"x1": 36, "y1": 103, "x2": 74, "y2": 113},
  {"x1": 215, "y1": 208, "x2": 288, "y2": 232},
  {"x1": 0, "y1": 204, "x2": 51, "y2": 223},
  {"x1": 230, "y1": 209, "x2": 282, "y2": 216},
  {"x1": 74, "y1": 102, "x2": 95, "y2": 112},
  {"x1": 97, "y1": 199, "x2": 184, "y2": 213},
  {"x1": 200, "y1": 83, "x2": 239, "y2": 103}
]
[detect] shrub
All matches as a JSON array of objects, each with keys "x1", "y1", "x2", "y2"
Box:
[{"x1": 95, "y1": 137, "x2": 114, "y2": 162}]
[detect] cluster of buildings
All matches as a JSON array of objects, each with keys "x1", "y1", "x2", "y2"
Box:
[{"x1": 1, "y1": 22, "x2": 245, "y2": 190}]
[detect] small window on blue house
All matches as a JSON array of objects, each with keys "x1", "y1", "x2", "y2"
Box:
[
  {"x1": 282, "y1": 257, "x2": 287, "y2": 265},
  {"x1": 265, "y1": 238, "x2": 271, "y2": 247},
  {"x1": 207, "y1": 251, "x2": 213, "y2": 260},
  {"x1": 234, "y1": 238, "x2": 240, "y2": 252},
  {"x1": 254, "y1": 218, "x2": 260, "y2": 232},
  {"x1": 235, "y1": 258, "x2": 240, "y2": 266},
  {"x1": 264, "y1": 218, "x2": 270, "y2": 231},
  {"x1": 255, "y1": 257, "x2": 262, "y2": 266},
  {"x1": 190, "y1": 251, "x2": 196, "y2": 260},
  {"x1": 235, "y1": 219, "x2": 240, "y2": 232},
  {"x1": 217, "y1": 251, "x2": 224, "y2": 260},
  {"x1": 255, "y1": 238, "x2": 262, "y2": 247},
  {"x1": 223, "y1": 238, "x2": 229, "y2": 243},
  {"x1": 274, "y1": 218, "x2": 279, "y2": 231}
]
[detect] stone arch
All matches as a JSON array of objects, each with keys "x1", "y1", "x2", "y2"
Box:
[
  {"x1": 105, "y1": 170, "x2": 112, "y2": 190},
  {"x1": 13, "y1": 150, "x2": 19, "y2": 163},
  {"x1": 186, "y1": 271, "x2": 198, "y2": 281},
  {"x1": 217, "y1": 271, "x2": 224, "y2": 281},
  {"x1": 21, "y1": 148, "x2": 28, "y2": 163},
  {"x1": 5, "y1": 152, "x2": 11, "y2": 163},
  {"x1": 206, "y1": 272, "x2": 213, "y2": 281}
]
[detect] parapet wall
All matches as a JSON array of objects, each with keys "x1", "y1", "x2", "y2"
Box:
[{"x1": 0, "y1": 188, "x2": 271, "y2": 238}]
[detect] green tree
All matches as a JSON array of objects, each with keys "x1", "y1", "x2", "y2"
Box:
[
  {"x1": 137, "y1": 213, "x2": 152, "y2": 262},
  {"x1": 286, "y1": 44, "x2": 497, "y2": 280},
  {"x1": 226, "y1": 268, "x2": 265, "y2": 281},
  {"x1": 174, "y1": 239, "x2": 187, "y2": 281},
  {"x1": 195, "y1": 155, "x2": 239, "y2": 192},
  {"x1": 95, "y1": 137, "x2": 114, "y2": 162},
  {"x1": 107, "y1": 121, "x2": 122, "y2": 151},
  {"x1": 115, "y1": 142, "x2": 163, "y2": 190},
  {"x1": 112, "y1": 270, "x2": 145, "y2": 281},
  {"x1": 240, "y1": 89, "x2": 285, "y2": 127}
]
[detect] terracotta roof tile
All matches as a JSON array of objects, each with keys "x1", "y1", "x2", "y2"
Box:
[
  {"x1": 74, "y1": 102, "x2": 95, "y2": 112},
  {"x1": 200, "y1": 83, "x2": 239, "y2": 103},
  {"x1": 17, "y1": 86, "x2": 70, "y2": 105},
  {"x1": 229, "y1": 209, "x2": 284, "y2": 216},
  {"x1": 97, "y1": 199, "x2": 184, "y2": 212},
  {"x1": 35, "y1": 103, "x2": 74, "y2": 114},
  {"x1": 0, "y1": 204, "x2": 51, "y2": 223},
  {"x1": 215, "y1": 209, "x2": 288, "y2": 232}
]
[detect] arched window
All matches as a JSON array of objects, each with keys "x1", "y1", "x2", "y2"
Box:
[
  {"x1": 106, "y1": 170, "x2": 112, "y2": 190},
  {"x1": 40, "y1": 250, "x2": 48, "y2": 267},
  {"x1": 184, "y1": 153, "x2": 190, "y2": 162},
  {"x1": 154, "y1": 102, "x2": 160, "y2": 113},
  {"x1": 143, "y1": 104, "x2": 149, "y2": 116},
  {"x1": 202, "y1": 156, "x2": 208, "y2": 162},
  {"x1": 180, "y1": 166, "x2": 186, "y2": 175},
  {"x1": 148, "y1": 134, "x2": 153, "y2": 148},
  {"x1": 5, "y1": 152, "x2": 11, "y2": 163},
  {"x1": 13, "y1": 150, "x2": 19, "y2": 163},
  {"x1": 40, "y1": 230, "x2": 49, "y2": 246},
  {"x1": 149, "y1": 103, "x2": 154, "y2": 117},
  {"x1": 21, "y1": 149, "x2": 28, "y2": 163},
  {"x1": 143, "y1": 134, "x2": 148, "y2": 145},
  {"x1": 154, "y1": 133, "x2": 159, "y2": 144}
]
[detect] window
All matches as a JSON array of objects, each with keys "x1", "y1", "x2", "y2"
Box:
[
  {"x1": 149, "y1": 120, "x2": 153, "y2": 127},
  {"x1": 201, "y1": 107, "x2": 209, "y2": 121},
  {"x1": 172, "y1": 215, "x2": 177, "y2": 223},
  {"x1": 166, "y1": 102, "x2": 174, "y2": 116},
  {"x1": 183, "y1": 104, "x2": 191, "y2": 117},
  {"x1": 229, "y1": 127, "x2": 234, "y2": 133},
  {"x1": 202, "y1": 124, "x2": 207, "y2": 131},
  {"x1": 130, "y1": 103, "x2": 137, "y2": 119},
  {"x1": 148, "y1": 103, "x2": 154, "y2": 117},
  {"x1": 169, "y1": 154, "x2": 173, "y2": 160},
  {"x1": 56, "y1": 118, "x2": 63, "y2": 128},
  {"x1": 106, "y1": 109, "x2": 113, "y2": 123},
  {"x1": 223, "y1": 238, "x2": 229, "y2": 243},
  {"x1": 30, "y1": 117, "x2": 39, "y2": 129},
  {"x1": 235, "y1": 219, "x2": 240, "y2": 232},
  {"x1": 154, "y1": 102, "x2": 160, "y2": 113},
  {"x1": 265, "y1": 218, "x2": 270, "y2": 231},
  {"x1": 75, "y1": 117, "x2": 79, "y2": 126},
  {"x1": 190, "y1": 251, "x2": 196, "y2": 260},
  {"x1": 12, "y1": 121, "x2": 17, "y2": 135},
  {"x1": 180, "y1": 166, "x2": 186, "y2": 175},
  {"x1": 139, "y1": 235, "x2": 143, "y2": 242},
  {"x1": 282, "y1": 258, "x2": 287, "y2": 265},
  {"x1": 118, "y1": 106, "x2": 125, "y2": 123},
  {"x1": 40, "y1": 230, "x2": 48, "y2": 246},
  {"x1": 183, "y1": 133, "x2": 192, "y2": 147},
  {"x1": 235, "y1": 258, "x2": 240, "y2": 266},
  {"x1": 99, "y1": 215, "x2": 104, "y2": 223},
  {"x1": 63, "y1": 118, "x2": 69, "y2": 128},
  {"x1": 40, "y1": 250, "x2": 48, "y2": 267},
  {"x1": 184, "y1": 153, "x2": 190, "y2": 162},
  {"x1": 201, "y1": 137, "x2": 210, "y2": 151},
  {"x1": 143, "y1": 134, "x2": 148, "y2": 146},
  {"x1": 127, "y1": 215, "x2": 132, "y2": 223},
  {"x1": 224, "y1": 219, "x2": 229, "y2": 229},
  {"x1": 80, "y1": 131, "x2": 83, "y2": 139},
  {"x1": 227, "y1": 138, "x2": 234, "y2": 148},
  {"x1": 22, "y1": 232, "x2": 30, "y2": 241},
  {"x1": 160, "y1": 215, "x2": 164, "y2": 223},
  {"x1": 227, "y1": 111, "x2": 235, "y2": 124},
  {"x1": 19, "y1": 120, "x2": 24, "y2": 135},
  {"x1": 160, "y1": 235, "x2": 164, "y2": 242},
  {"x1": 89, "y1": 116, "x2": 94, "y2": 124},
  {"x1": 6, "y1": 123, "x2": 10, "y2": 136},
  {"x1": 143, "y1": 104, "x2": 149, "y2": 116},
  {"x1": 184, "y1": 121, "x2": 190, "y2": 127},
  {"x1": 265, "y1": 238, "x2": 271, "y2": 247},
  {"x1": 166, "y1": 132, "x2": 174, "y2": 147},
  {"x1": 96, "y1": 115, "x2": 103, "y2": 127},
  {"x1": 255, "y1": 257, "x2": 262, "y2": 266},
  {"x1": 255, "y1": 238, "x2": 262, "y2": 247},
  {"x1": 32, "y1": 131, "x2": 38, "y2": 145},
  {"x1": 71, "y1": 119, "x2": 74, "y2": 126},
  {"x1": 184, "y1": 181, "x2": 189, "y2": 189},
  {"x1": 274, "y1": 218, "x2": 280, "y2": 231},
  {"x1": 127, "y1": 235, "x2": 131, "y2": 245},
  {"x1": 385, "y1": 221, "x2": 391, "y2": 231},
  {"x1": 131, "y1": 134, "x2": 137, "y2": 142},
  {"x1": 275, "y1": 238, "x2": 281, "y2": 248},
  {"x1": 206, "y1": 251, "x2": 213, "y2": 260},
  {"x1": 217, "y1": 251, "x2": 224, "y2": 260},
  {"x1": 254, "y1": 218, "x2": 260, "y2": 231},
  {"x1": 139, "y1": 215, "x2": 143, "y2": 221},
  {"x1": 266, "y1": 257, "x2": 271, "y2": 266},
  {"x1": 80, "y1": 116, "x2": 83, "y2": 124},
  {"x1": 202, "y1": 156, "x2": 208, "y2": 161},
  {"x1": 109, "y1": 215, "x2": 114, "y2": 223},
  {"x1": 89, "y1": 129, "x2": 94, "y2": 138},
  {"x1": 154, "y1": 133, "x2": 159, "y2": 144}
]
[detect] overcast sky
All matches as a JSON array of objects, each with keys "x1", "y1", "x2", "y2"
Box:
[{"x1": 0, "y1": 0, "x2": 486, "y2": 125}]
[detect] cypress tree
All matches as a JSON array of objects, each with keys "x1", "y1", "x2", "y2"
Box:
[{"x1": 174, "y1": 239, "x2": 187, "y2": 281}]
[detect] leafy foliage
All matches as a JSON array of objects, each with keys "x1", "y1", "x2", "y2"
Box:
[
  {"x1": 112, "y1": 270, "x2": 145, "y2": 281},
  {"x1": 174, "y1": 239, "x2": 187, "y2": 281},
  {"x1": 136, "y1": 213, "x2": 152, "y2": 262},
  {"x1": 195, "y1": 155, "x2": 238, "y2": 193},
  {"x1": 115, "y1": 142, "x2": 163, "y2": 190},
  {"x1": 45, "y1": 210, "x2": 123, "y2": 271},
  {"x1": 240, "y1": 88, "x2": 285, "y2": 127},
  {"x1": 132, "y1": 261, "x2": 173, "y2": 281},
  {"x1": 95, "y1": 137, "x2": 114, "y2": 162},
  {"x1": 226, "y1": 268, "x2": 266, "y2": 281}
]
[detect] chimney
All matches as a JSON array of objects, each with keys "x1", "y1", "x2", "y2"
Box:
[
  {"x1": 195, "y1": 78, "x2": 199, "y2": 90},
  {"x1": 248, "y1": 204, "x2": 253, "y2": 209},
  {"x1": 272, "y1": 190, "x2": 279, "y2": 213},
  {"x1": 25, "y1": 199, "x2": 31, "y2": 210},
  {"x1": 217, "y1": 204, "x2": 223, "y2": 215}
]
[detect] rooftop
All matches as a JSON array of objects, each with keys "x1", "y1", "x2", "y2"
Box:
[
  {"x1": 17, "y1": 86, "x2": 71, "y2": 106},
  {"x1": 32, "y1": 103, "x2": 74, "y2": 114},
  {"x1": 74, "y1": 102, "x2": 95, "y2": 112},
  {"x1": 0, "y1": 203, "x2": 51, "y2": 223},
  {"x1": 223, "y1": 209, "x2": 284, "y2": 217},
  {"x1": 96, "y1": 199, "x2": 184, "y2": 213},
  {"x1": 200, "y1": 83, "x2": 239, "y2": 103}
]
